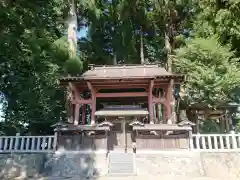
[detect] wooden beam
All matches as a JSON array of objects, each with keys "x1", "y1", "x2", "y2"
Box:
[
  {"x1": 94, "y1": 84, "x2": 149, "y2": 89},
  {"x1": 148, "y1": 80, "x2": 154, "y2": 124},
  {"x1": 72, "y1": 99, "x2": 92, "y2": 104},
  {"x1": 87, "y1": 81, "x2": 96, "y2": 125},
  {"x1": 152, "y1": 97, "x2": 166, "y2": 104},
  {"x1": 96, "y1": 92, "x2": 148, "y2": 98}
]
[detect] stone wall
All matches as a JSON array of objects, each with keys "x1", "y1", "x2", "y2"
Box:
[
  {"x1": 0, "y1": 153, "x2": 46, "y2": 180},
  {"x1": 1, "y1": 151, "x2": 240, "y2": 179},
  {"x1": 136, "y1": 151, "x2": 204, "y2": 177},
  {"x1": 0, "y1": 151, "x2": 108, "y2": 180},
  {"x1": 201, "y1": 152, "x2": 240, "y2": 179},
  {"x1": 44, "y1": 150, "x2": 108, "y2": 178},
  {"x1": 136, "y1": 151, "x2": 240, "y2": 179}
]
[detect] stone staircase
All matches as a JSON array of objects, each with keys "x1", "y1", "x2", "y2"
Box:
[{"x1": 108, "y1": 152, "x2": 135, "y2": 176}]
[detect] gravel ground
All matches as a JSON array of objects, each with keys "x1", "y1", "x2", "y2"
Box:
[{"x1": 31, "y1": 176, "x2": 237, "y2": 180}]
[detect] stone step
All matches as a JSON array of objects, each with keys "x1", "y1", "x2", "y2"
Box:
[{"x1": 108, "y1": 153, "x2": 135, "y2": 175}]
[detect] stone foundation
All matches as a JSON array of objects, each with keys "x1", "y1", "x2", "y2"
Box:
[
  {"x1": 136, "y1": 151, "x2": 204, "y2": 177},
  {"x1": 0, "y1": 151, "x2": 240, "y2": 179},
  {"x1": 44, "y1": 150, "x2": 108, "y2": 178},
  {"x1": 0, "y1": 153, "x2": 46, "y2": 180},
  {"x1": 201, "y1": 152, "x2": 240, "y2": 179}
]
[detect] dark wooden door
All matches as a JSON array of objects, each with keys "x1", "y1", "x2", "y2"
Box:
[{"x1": 108, "y1": 119, "x2": 133, "y2": 152}]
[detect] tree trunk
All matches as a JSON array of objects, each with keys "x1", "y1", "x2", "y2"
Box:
[
  {"x1": 66, "y1": 0, "x2": 77, "y2": 123},
  {"x1": 113, "y1": 53, "x2": 117, "y2": 65},
  {"x1": 140, "y1": 27, "x2": 144, "y2": 64},
  {"x1": 165, "y1": 32, "x2": 172, "y2": 72}
]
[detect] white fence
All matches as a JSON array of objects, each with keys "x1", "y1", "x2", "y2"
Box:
[
  {"x1": 191, "y1": 133, "x2": 240, "y2": 151},
  {"x1": 0, "y1": 134, "x2": 57, "y2": 153},
  {"x1": 1, "y1": 133, "x2": 240, "y2": 153}
]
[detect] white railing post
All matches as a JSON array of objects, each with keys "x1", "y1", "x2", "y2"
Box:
[
  {"x1": 219, "y1": 135, "x2": 224, "y2": 149},
  {"x1": 36, "y1": 137, "x2": 41, "y2": 151},
  {"x1": 4, "y1": 138, "x2": 8, "y2": 151},
  {"x1": 31, "y1": 137, "x2": 35, "y2": 151},
  {"x1": 202, "y1": 136, "x2": 206, "y2": 149},
  {"x1": 196, "y1": 133, "x2": 200, "y2": 150},
  {"x1": 192, "y1": 133, "x2": 240, "y2": 151},
  {"x1": 0, "y1": 136, "x2": 2, "y2": 150},
  {"x1": 41, "y1": 137, "x2": 46, "y2": 150},
  {"x1": 20, "y1": 137, "x2": 24, "y2": 151},
  {"x1": 226, "y1": 135, "x2": 230, "y2": 149},
  {"x1": 230, "y1": 131, "x2": 237, "y2": 149},
  {"x1": 53, "y1": 131, "x2": 58, "y2": 151},
  {"x1": 189, "y1": 130, "x2": 193, "y2": 150},
  {"x1": 0, "y1": 135, "x2": 55, "y2": 153},
  {"x1": 14, "y1": 133, "x2": 20, "y2": 150},
  {"x1": 9, "y1": 137, "x2": 14, "y2": 150},
  {"x1": 47, "y1": 136, "x2": 51, "y2": 150},
  {"x1": 213, "y1": 135, "x2": 218, "y2": 149},
  {"x1": 26, "y1": 137, "x2": 30, "y2": 151}
]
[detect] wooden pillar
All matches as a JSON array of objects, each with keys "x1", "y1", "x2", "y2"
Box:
[
  {"x1": 87, "y1": 81, "x2": 96, "y2": 125},
  {"x1": 68, "y1": 82, "x2": 80, "y2": 124},
  {"x1": 74, "y1": 104, "x2": 80, "y2": 125},
  {"x1": 148, "y1": 80, "x2": 154, "y2": 124},
  {"x1": 82, "y1": 104, "x2": 86, "y2": 125},
  {"x1": 163, "y1": 104, "x2": 167, "y2": 123},
  {"x1": 166, "y1": 79, "x2": 174, "y2": 123},
  {"x1": 155, "y1": 104, "x2": 159, "y2": 124},
  {"x1": 189, "y1": 129, "x2": 193, "y2": 150}
]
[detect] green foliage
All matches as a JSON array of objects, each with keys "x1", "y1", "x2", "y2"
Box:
[
  {"x1": 0, "y1": 0, "x2": 240, "y2": 135},
  {"x1": 65, "y1": 56, "x2": 83, "y2": 75},
  {"x1": 193, "y1": 0, "x2": 240, "y2": 56},
  {"x1": 174, "y1": 37, "x2": 240, "y2": 106},
  {"x1": 0, "y1": 0, "x2": 76, "y2": 135}
]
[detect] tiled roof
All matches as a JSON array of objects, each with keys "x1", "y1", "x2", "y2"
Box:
[
  {"x1": 82, "y1": 64, "x2": 171, "y2": 79},
  {"x1": 59, "y1": 64, "x2": 184, "y2": 81}
]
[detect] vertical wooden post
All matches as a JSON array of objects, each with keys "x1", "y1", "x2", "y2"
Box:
[
  {"x1": 87, "y1": 81, "x2": 96, "y2": 125},
  {"x1": 74, "y1": 104, "x2": 80, "y2": 125},
  {"x1": 163, "y1": 104, "x2": 167, "y2": 123},
  {"x1": 91, "y1": 91, "x2": 96, "y2": 125},
  {"x1": 122, "y1": 118, "x2": 127, "y2": 152},
  {"x1": 82, "y1": 104, "x2": 86, "y2": 125},
  {"x1": 155, "y1": 104, "x2": 159, "y2": 124},
  {"x1": 166, "y1": 79, "x2": 173, "y2": 123},
  {"x1": 148, "y1": 80, "x2": 154, "y2": 124}
]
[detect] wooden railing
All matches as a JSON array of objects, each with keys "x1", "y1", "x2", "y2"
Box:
[
  {"x1": 0, "y1": 134, "x2": 57, "y2": 153},
  {"x1": 191, "y1": 133, "x2": 240, "y2": 151}
]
